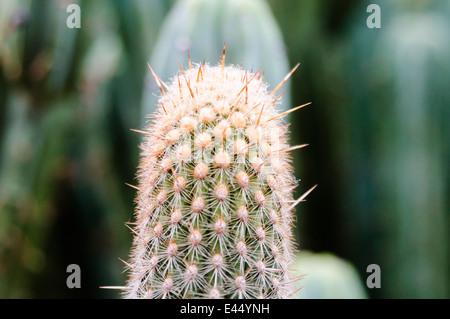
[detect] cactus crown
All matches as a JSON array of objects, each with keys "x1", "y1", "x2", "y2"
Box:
[{"x1": 123, "y1": 51, "x2": 311, "y2": 299}]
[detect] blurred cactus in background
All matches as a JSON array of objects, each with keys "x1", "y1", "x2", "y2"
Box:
[
  {"x1": 292, "y1": 251, "x2": 368, "y2": 299},
  {"x1": 342, "y1": 0, "x2": 450, "y2": 298},
  {"x1": 0, "y1": 0, "x2": 171, "y2": 298},
  {"x1": 143, "y1": 0, "x2": 291, "y2": 120},
  {"x1": 269, "y1": 0, "x2": 449, "y2": 298}
]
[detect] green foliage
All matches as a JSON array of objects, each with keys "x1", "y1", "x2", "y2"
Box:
[
  {"x1": 0, "y1": 0, "x2": 169, "y2": 298},
  {"x1": 269, "y1": 0, "x2": 450, "y2": 298},
  {"x1": 343, "y1": 0, "x2": 450, "y2": 298}
]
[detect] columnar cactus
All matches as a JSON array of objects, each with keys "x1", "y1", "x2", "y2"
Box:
[
  {"x1": 123, "y1": 51, "x2": 313, "y2": 299},
  {"x1": 143, "y1": 0, "x2": 292, "y2": 118}
]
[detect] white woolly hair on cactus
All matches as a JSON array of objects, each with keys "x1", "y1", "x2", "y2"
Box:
[{"x1": 116, "y1": 45, "x2": 315, "y2": 299}]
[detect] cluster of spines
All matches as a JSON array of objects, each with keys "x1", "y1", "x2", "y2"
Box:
[{"x1": 119, "y1": 48, "x2": 314, "y2": 299}]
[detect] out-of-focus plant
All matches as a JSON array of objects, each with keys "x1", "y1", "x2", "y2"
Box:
[
  {"x1": 0, "y1": 0, "x2": 169, "y2": 298},
  {"x1": 343, "y1": 0, "x2": 450, "y2": 298},
  {"x1": 292, "y1": 251, "x2": 368, "y2": 299},
  {"x1": 142, "y1": 0, "x2": 291, "y2": 121},
  {"x1": 268, "y1": 0, "x2": 450, "y2": 298}
]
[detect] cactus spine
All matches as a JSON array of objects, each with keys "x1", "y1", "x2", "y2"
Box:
[{"x1": 123, "y1": 50, "x2": 311, "y2": 299}]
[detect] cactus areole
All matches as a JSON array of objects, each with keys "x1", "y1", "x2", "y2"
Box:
[{"x1": 123, "y1": 49, "x2": 313, "y2": 299}]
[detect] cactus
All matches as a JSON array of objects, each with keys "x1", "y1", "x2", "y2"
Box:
[
  {"x1": 291, "y1": 251, "x2": 368, "y2": 299},
  {"x1": 143, "y1": 0, "x2": 292, "y2": 121},
  {"x1": 122, "y1": 50, "x2": 314, "y2": 299},
  {"x1": 342, "y1": 1, "x2": 450, "y2": 298},
  {"x1": 0, "y1": 0, "x2": 169, "y2": 297}
]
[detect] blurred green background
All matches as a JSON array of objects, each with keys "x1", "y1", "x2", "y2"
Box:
[{"x1": 0, "y1": 0, "x2": 448, "y2": 299}]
